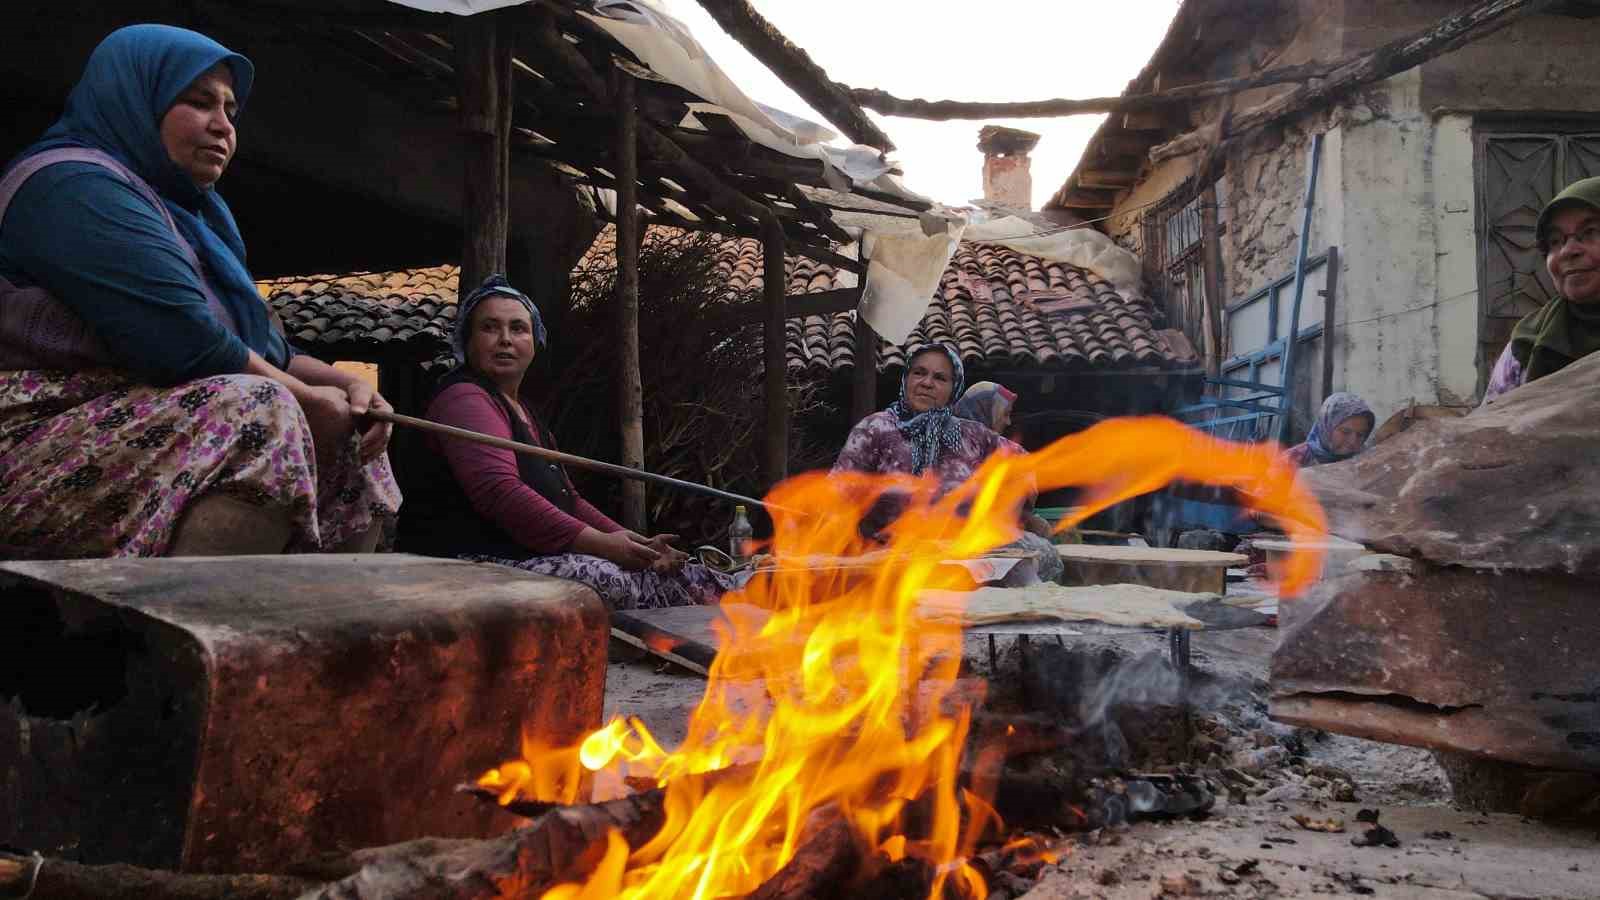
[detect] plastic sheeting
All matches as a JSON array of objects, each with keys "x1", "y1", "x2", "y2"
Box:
[
  {"x1": 383, "y1": 0, "x2": 1146, "y2": 344},
  {"x1": 384, "y1": 0, "x2": 527, "y2": 13}
]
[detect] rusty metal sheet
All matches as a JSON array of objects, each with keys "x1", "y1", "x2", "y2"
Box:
[
  {"x1": 0, "y1": 554, "x2": 607, "y2": 873},
  {"x1": 1270, "y1": 563, "x2": 1600, "y2": 772}
]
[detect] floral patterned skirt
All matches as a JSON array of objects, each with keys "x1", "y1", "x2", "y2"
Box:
[
  {"x1": 479, "y1": 552, "x2": 740, "y2": 611},
  {"x1": 0, "y1": 368, "x2": 401, "y2": 558}
]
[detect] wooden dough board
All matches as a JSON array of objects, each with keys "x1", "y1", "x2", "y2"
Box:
[{"x1": 1054, "y1": 544, "x2": 1246, "y2": 594}]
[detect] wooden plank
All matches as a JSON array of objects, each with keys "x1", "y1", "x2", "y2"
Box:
[
  {"x1": 1200, "y1": 183, "x2": 1225, "y2": 377},
  {"x1": 613, "y1": 68, "x2": 647, "y2": 532},
  {"x1": 1077, "y1": 168, "x2": 1138, "y2": 190},
  {"x1": 728, "y1": 287, "x2": 862, "y2": 325},
  {"x1": 1059, "y1": 188, "x2": 1118, "y2": 209}
]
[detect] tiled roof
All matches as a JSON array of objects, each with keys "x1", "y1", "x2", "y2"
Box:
[
  {"x1": 259, "y1": 234, "x2": 1195, "y2": 376},
  {"x1": 787, "y1": 242, "x2": 1196, "y2": 378},
  {"x1": 261, "y1": 266, "x2": 459, "y2": 364}
]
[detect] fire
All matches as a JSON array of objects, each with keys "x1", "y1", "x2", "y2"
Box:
[{"x1": 486, "y1": 417, "x2": 1326, "y2": 898}]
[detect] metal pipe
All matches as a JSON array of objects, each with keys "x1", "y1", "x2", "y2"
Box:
[
  {"x1": 1277, "y1": 131, "x2": 1324, "y2": 444},
  {"x1": 367, "y1": 409, "x2": 791, "y2": 515}
]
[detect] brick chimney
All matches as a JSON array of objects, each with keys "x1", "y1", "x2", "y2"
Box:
[{"x1": 978, "y1": 125, "x2": 1041, "y2": 211}]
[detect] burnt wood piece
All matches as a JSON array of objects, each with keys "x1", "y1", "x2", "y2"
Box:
[
  {"x1": 745, "y1": 818, "x2": 863, "y2": 900},
  {"x1": 1270, "y1": 563, "x2": 1600, "y2": 772},
  {"x1": 0, "y1": 555, "x2": 607, "y2": 873},
  {"x1": 852, "y1": 311, "x2": 879, "y2": 421},
  {"x1": 1152, "y1": 0, "x2": 1564, "y2": 162}
]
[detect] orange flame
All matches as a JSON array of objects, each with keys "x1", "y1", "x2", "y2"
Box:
[{"x1": 488, "y1": 418, "x2": 1325, "y2": 898}]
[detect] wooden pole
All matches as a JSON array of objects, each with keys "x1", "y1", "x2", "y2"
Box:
[
  {"x1": 761, "y1": 218, "x2": 789, "y2": 487},
  {"x1": 613, "y1": 67, "x2": 647, "y2": 531},
  {"x1": 851, "y1": 310, "x2": 877, "y2": 423},
  {"x1": 456, "y1": 10, "x2": 513, "y2": 293},
  {"x1": 1199, "y1": 183, "x2": 1226, "y2": 379}
]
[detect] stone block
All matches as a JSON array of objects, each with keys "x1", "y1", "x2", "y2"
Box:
[{"x1": 0, "y1": 554, "x2": 606, "y2": 873}]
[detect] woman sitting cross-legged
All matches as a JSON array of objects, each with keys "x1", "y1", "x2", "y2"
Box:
[
  {"x1": 399, "y1": 275, "x2": 739, "y2": 610},
  {"x1": 0, "y1": 25, "x2": 399, "y2": 558},
  {"x1": 831, "y1": 346, "x2": 1063, "y2": 582}
]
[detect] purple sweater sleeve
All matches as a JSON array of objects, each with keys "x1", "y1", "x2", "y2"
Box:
[{"x1": 427, "y1": 382, "x2": 618, "y2": 554}]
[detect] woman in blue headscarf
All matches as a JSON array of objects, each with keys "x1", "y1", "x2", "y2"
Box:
[
  {"x1": 1283, "y1": 392, "x2": 1375, "y2": 468},
  {"x1": 0, "y1": 25, "x2": 400, "y2": 558},
  {"x1": 832, "y1": 345, "x2": 1062, "y2": 581}
]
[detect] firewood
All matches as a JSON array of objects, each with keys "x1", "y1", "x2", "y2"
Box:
[
  {"x1": 300, "y1": 792, "x2": 668, "y2": 900},
  {"x1": 0, "y1": 851, "x2": 315, "y2": 900},
  {"x1": 745, "y1": 818, "x2": 863, "y2": 900}
]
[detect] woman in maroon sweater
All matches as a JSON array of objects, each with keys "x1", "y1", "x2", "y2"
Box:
[{"x1": 401, "y1": 275, "x2": 735, "y2": 609}]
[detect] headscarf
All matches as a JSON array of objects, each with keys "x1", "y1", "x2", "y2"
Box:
[
  {"x1": 450, "y1": 273, "x2": 548, "y2": 366},
  {"x1": 1512, "y1": 176, "x2": 1600, "y2": 383},
  {"x1": 1301, "y1": 392, "x2": 1375, "y2": 465},
  {"x1": 888, "y1": 345, "x2": 966, "y2": 475},
  {"x1": 8, "y1": 25, "x2": 289, "y2": 365},
  {"x1": 952, "y1": 381, "x2": 1017, "y2": 433}
]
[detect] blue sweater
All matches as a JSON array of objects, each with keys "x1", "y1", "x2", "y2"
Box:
[{"x1": 0, "y1": 161, "x2": 252, "y2": 384}]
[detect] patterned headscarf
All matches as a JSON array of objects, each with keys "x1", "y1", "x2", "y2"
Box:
[
  {"x1": 1302, "y1": 392, "x2": 1375, "y2": 465},
  {"x1": 450, "y1": 273, "x2": 548, "y2": 365},
  {"x1": 1512, "y1": 175, "x2": 1600, "y2": 383},
  {"x1": 888, "y1": 345, "x2": 966, "y2": 475},
  {"x1": 952, "y1": 381, "x2": 1017, "y2": 432}
]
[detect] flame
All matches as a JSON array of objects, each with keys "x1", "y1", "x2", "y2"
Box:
[{"x1": 487, "y1": 418, "x2": 1324, "y2": 898}]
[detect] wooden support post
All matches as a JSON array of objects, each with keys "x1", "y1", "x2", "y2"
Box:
[
  {"x1": 761, "y1": 218, "x2": 788, "y2": 487},
  {"x1": 457, "y1": 10, "x2": 514, "y2": 293},
  {"x1": 613, "y1": 68, "x2": 647, "y2": 531},
  {"x1": 851, "y1": 311, "x2": 877, "y2": 424},
  {"x1": 1199, "y1": 183, "x2": 1225, "y2": 378}
]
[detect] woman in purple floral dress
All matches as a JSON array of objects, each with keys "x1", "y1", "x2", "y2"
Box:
[
  {"x1": 832, "y1": 346, "x2": 1063, "y2": 581},
  {"x1": 0, "y1": 27, "x2": 400, "y2": 558}
]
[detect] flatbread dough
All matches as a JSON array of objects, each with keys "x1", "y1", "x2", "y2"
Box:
[{"x1": 917, "y1": 583, "x2": 1211, "y2": 629}]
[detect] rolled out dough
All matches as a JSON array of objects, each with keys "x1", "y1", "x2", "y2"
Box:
[{"x1": 918, "y1": 583, "x2": 1211, "y2": 629}]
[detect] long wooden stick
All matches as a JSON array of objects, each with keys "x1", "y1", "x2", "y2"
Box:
[{"x1": 368, "y1": 409, "x2": 787, "y2": 515}]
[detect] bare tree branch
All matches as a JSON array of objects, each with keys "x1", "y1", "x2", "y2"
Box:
[
  {"x1": 847, "y1": 61, "x2": 1337, "y2": 121},
  {"x1": 1151, "y1": 0, "x2": 1564, "y2": 162}
]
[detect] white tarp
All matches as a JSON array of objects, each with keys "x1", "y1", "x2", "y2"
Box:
[
  {"x1": 384, "y1": 0, "x2": 528, "y2": 13},
  {"x1": 384, "y1": 0, "x2": 1145, "y2": 343}
]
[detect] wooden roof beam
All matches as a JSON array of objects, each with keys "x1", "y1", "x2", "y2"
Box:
[{"x1": 690, "y1": 0, "x2": 895, "y2": 151}]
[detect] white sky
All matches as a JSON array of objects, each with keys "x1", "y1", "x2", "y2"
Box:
[{"x1": 661, "y1": 0, "x2": 1182, "y2": 210}]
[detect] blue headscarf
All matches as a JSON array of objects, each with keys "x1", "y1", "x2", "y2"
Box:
[
  {"x1": 1302, "y1": 392, "x2": 1375, "y2": 464},
  {"x1": 889, "y1": 344, "x2": 966, "y2": 475},
  {"x1": 10, "y1": 25, "x2": 287, "y2": 364},
  {"x1": 450, "y1": 273, "x2": 548, "y2": 365}
]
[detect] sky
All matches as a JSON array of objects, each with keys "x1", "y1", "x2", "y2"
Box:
[{"x1": 661, "y1": 0, "x2": 1183, "y2": 210}]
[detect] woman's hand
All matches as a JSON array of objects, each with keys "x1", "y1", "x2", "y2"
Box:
[
  {"x1": 344, "y1": 381, "x2": 394, "y2": 462},
  {"x1": 295, "y1": 384, "x2": 357, "y2": 462},
  {"x1": 574, "y1": 527, "x2": 661, "y2": 571},
  {"x1": 631, "y1": 532, "x2": 688, "y2": 574}
]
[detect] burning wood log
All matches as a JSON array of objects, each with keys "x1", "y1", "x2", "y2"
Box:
[
  {"x1": 300, "y1": 792, "x2": 667, "y2": 900},
  {"x1": 745, "y1": 818, "x2": 864, "y2": 900}
]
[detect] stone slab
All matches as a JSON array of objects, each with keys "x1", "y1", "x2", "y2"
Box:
[
  {"x1": 1270, "y1": 564, "x2": 1600, "y2": 772},
  {"x1": 0, "y1": 554, "x2": 607, "y2": 873}
]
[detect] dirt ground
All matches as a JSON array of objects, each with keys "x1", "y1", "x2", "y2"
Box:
[{"x1": 601, "y1": 624, "x2": 1599, "y2": 899}]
